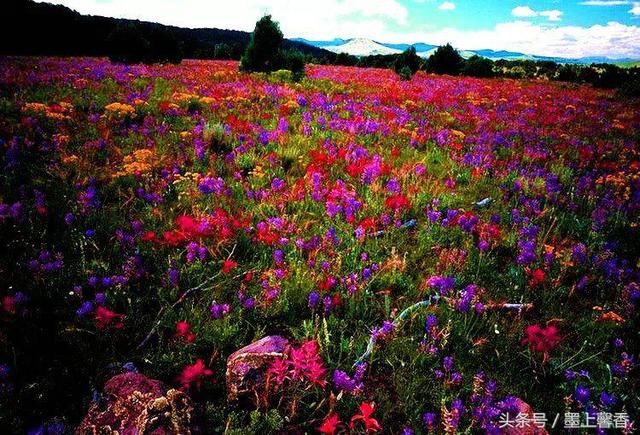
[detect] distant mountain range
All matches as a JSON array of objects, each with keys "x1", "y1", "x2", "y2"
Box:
[{"x1": 293, "y1": 37, "x2": 637, "y2": 65}]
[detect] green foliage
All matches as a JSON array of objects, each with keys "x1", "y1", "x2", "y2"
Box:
[
  {"x1": 426, "y1": 43, "x2": 464, "y2": 76},
  {"x1": 617, "y1": 79, "x2": 640, "y2": 98}
]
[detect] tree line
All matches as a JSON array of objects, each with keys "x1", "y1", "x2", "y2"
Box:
[{"x1": 4, "y1": 0, "x2": 639, "y2": 97}]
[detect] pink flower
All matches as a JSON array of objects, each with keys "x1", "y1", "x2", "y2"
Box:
[{"x1": 178, "y1": 359, "x2": 213, "y2": 390}]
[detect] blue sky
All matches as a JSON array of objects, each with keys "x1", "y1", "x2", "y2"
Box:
[{"x1": 38, "y1": 0, "x2": 640, "y2": 58}]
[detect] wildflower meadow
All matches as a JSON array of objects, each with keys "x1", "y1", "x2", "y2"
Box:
[{"x1": 1, "y1": 56, "x2": 639, "y2": 433}]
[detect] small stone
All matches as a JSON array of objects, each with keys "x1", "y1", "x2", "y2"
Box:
[
  {"x1": 226, "y1": 335, "x2": 289, "y2": 401},
  {"x1": 76, "y1": 372, "x2": 193, "y2": 435}
]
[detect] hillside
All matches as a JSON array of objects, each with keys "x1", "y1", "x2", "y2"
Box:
[{"x1": 1, "y1": 0, "x2": 331, "y2": 59}]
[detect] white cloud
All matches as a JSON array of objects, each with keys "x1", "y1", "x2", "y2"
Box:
[
  {"x1": 34, "y1": 0, "x2": 409, "y2": 38},
  {"x1": 539, "y1": 10, "x2": 563, "y2": 21},
  {"x1": 512, "y1": 6, "x2": 537, "y2": 17},
  {"x1": 438, "y1": 2, "x2": 456, "y2": 11},
  {"x1": 580, "y1": 1, "x2": 630, "y2": 5},
  {"x1": 399, "y1": 20, "x2": 640, "y2": 58},
  {"x1": 512, "y1": 5, "x2": 563, "y2": 21},
  {"x1": 631, "y1": 2, "x2": 640, "y2": 15}
]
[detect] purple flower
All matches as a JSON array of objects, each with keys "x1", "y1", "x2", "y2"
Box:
[
  {"x1": 575, "y1": 384, "x2": 591, "y2": 405},
  {"x1": 571, "y1": 243, "x2": 587, "y2": 265},
  {"x1": 168, "y1": 266, "x2": 180, "y2": 287},
  {"x1": 443, "y1": 356, "x2": 454, "y2": 371},
  {"x1": 599, "y1": 391, "x2": 616, "y2": 407},
  {"x1": 425, "y1": 314, "x2": 438, "y2": 330},
  {"x1": 308, "y1": 291, "x2": 320, "y2": 308},
  {"x1": 76, "y1": 301, "x2": 94, "y2": 318},
  {"x1": 426, "y1": 275, "x2": 456, "y2": 295},
  {"x1": 423, "y1": 411, "x2": 437, "y2": 429},
  {"x1": 198, "y1": 177, "x2": 226, "y2": 195},
  {"x1": 242, "y1": 297, "x2": 255, "y2": 309},
  {"x1": 271, "y1": 178, "x2": 285, "y2": 191},
  {"x1": 210, "y1": 302, "x2": 231, "y2": 319}
]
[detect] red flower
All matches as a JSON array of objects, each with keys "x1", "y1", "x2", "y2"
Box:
[
  {"x1": 385, "y1": 194, "x2": 410, "y2": 212},
  {"x1": 174, "y1": 321, "x2": 196, "y2": 343},
  {"x1": 522, "y1": 324, "x2": 561, "y2": 363},
  {"x1": 178, "y1": 359, "x2": 213, "y2": 390},
  {"x1": 222, "y1": 259, "x2": 238, "y2": 274},
  {"x1": 350, "y1": 402, "x2": 382, "y2": 433},
  {"x1": 94, "y1": 306, "x2": 125, "y2": 329},
  {"x1": 319, "y1": 413, "x2": 341, "y2": 434},
  {"x1": 2, "y1": 295, "x2": 16, "y2": 314},
  {"x1": 141, "y1": 230, "x2": 157, "y2": 242},
  {"x1": 528, "y1": 268, "x2": 546, "y2": 287}
]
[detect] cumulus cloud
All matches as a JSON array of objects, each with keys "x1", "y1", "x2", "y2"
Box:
[
  {"x1": 512, "y1": 5, "x2": 563, "y2": 21},
  {"x1": 631, "y1": 2, "x2": 640, "y2": 15},
  {"x1": 438, "y1": 2, "x2": 456, "y2": 11}
]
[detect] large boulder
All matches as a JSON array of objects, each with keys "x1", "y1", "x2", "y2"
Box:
[
  {"x1": 76, "y1": 372, "x2": 193, "y2": 435},
  {"x1": 226, "y1": 335, "x2": 289, "y2": 401},
  {"x1": 502, "y1": 397, "x2": 549, "y2": 435}
]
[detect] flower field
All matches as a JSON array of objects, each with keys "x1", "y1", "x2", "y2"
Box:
[{"x1": 1, "y1": 57, "x2": 639, "y2": 433}]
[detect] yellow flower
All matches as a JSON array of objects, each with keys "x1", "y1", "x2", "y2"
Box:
[{"x1": 104, "y1": 102, "x2": 136, "y2": 117}]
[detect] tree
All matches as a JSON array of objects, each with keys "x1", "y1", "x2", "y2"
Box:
[
  {"x1": 426, "y1": 44, "x2": 463, "y2": 75},
  {"x1": 394, "y1": 46, "x2": 421, "y2": 79},
  {"x1": 462, "y1": 55, "x2": 495, "y2": 78},
  {"x1": 240, "y1": 15, "x2": 284, "y2": 72}
]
